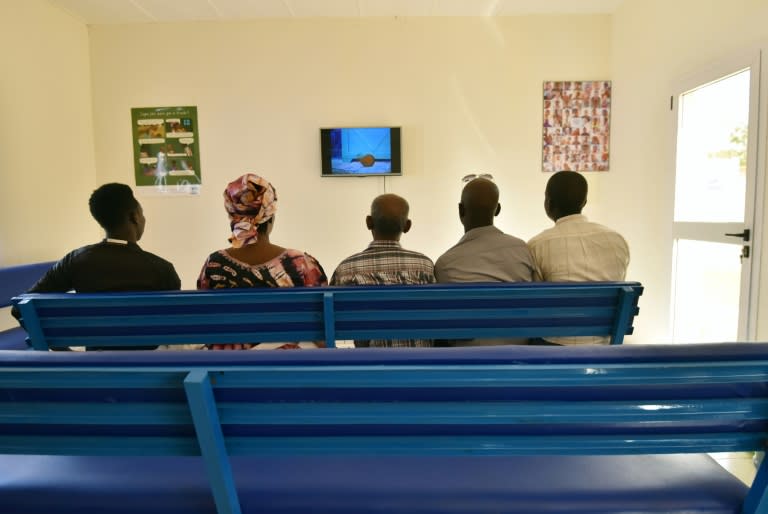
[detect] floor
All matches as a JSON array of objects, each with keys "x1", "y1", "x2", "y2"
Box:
[{"x1": 711, "y1": 452, "x2": 758, "y2": 484}]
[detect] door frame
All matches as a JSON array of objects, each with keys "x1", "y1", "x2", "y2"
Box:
[{"x1": 670, "y1": 49, "x2": 765, "y2": 341}]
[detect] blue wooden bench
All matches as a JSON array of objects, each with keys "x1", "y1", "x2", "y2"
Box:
[
  {"x1": 12, "y1": 281, "x2": 643, "y2": 350},
  {"x1": 0, "y1": 261, "x2": 54, "y2": 350},
  {"x1": 0, "y1": 343, "x2": 765, "y2": 513}
]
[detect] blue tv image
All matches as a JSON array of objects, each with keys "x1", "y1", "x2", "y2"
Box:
[{"x1": 321, "y1": 127, "x2": 401, "y2": 176}]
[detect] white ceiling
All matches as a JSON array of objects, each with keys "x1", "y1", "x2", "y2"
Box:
[{"x1": 47, "y1": 0, "x2": 626, "y2": 24}]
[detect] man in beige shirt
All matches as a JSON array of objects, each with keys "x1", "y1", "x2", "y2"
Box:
[{"x1": 527, "y1": 171, "x2": 630, "y2": 345}]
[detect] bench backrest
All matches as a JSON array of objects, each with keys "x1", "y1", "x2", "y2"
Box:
[
  {"x1": 0, "y1": 261, "x2": 54, "y2": 308},
  {"x1": 0, "y1": 262, "x2": 55, "y2": 350},
  {"x1": 12, "y1": 282, "x2": 643, "y2": 350},
  {"x1": 0, "y1": 343, "x2": 767, "y2": 514}
]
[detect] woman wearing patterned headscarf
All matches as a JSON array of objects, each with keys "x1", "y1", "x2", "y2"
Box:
[{"x1": 197, "y1": 173, "x2": 327, "y2": 349}]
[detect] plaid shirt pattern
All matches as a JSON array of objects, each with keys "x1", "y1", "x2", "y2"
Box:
[{"x1": 331, "y1": 240, "x2": 435, "y2": 347}]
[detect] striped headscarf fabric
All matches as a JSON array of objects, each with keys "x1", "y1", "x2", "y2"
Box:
[{"x1": 224, "y1": 174, "x2": 277, "y2": 248}]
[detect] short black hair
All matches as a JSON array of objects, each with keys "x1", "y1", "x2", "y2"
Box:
[
  {"x1": 545, "y1": 171, "x2": 587, "y2": 216},
  {"x1": 88, "y1": 183, "x2": 139, "y2": 230}
]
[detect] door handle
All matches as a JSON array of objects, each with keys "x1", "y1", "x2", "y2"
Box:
[{"x1": 725, "y1": 229, "x2": 750, "y2": 242}]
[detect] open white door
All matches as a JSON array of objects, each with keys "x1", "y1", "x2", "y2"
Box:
[{"x1": 671, "y1": 52, "x2": 763, "y2": 342}]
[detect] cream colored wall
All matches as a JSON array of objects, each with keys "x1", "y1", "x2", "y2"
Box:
[
  {"x1": 0, "y1": 0, "x2": 98, "y2": 266},
  {"x1": 609, "y1": 0, "x2": 768, "y2": 341},
  {"x1": 6, "y1": 2, "x2": 767, "y2": 343},
  {"x1": 88, "y1": 16, "x2": 612, "y2": 290}
]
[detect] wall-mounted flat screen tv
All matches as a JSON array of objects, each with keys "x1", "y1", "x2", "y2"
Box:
[{"x1": 320, "y1": 127, "x2": 401, "y2": 176}]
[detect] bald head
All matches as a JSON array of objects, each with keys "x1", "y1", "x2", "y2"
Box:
[
  {"x1": 545, "y1": 171, "x2": 587, "y2": 221},
  {"x1": 366, "y1": 194, "x2": 411, "y2": 241},
  {"x1": 459, "y1": 178, "x2": 500, "y2": 232}
]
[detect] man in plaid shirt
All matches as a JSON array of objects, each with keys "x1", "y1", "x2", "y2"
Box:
[{"x1": 330, "y1": 194, "x2": 435, "y2": 347}]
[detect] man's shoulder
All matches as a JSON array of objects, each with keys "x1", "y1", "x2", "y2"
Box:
[
  {"x1": 64, "y1": 243, "x2": 100, "y2": 258},
  {"x1": 529, "y1": 218, "x2": 625, "y2": 244},
  {"x1": 435, "y1": 228, "x2": 532, "y2": 279},
  {"x1": 435, "y1": 228, "x2": 487, "y2": 263},
  {"x1": 585, "y1": 220, "x2": 626, "y2": 237},
  {"x1": 331, "y1": 248, "x2": 374, "y2": 284},
  {"x1": 132, "y1": 246, "x2": 181, "y2": 288},
  {"x1": 465, "y1": 228, "x2": 530, "y2": 253},
  {"x1": 334, "y1": 243, "x2": 435, "y2": 285},
  {"x1": 397, "y1": 246, "x2": 435, "y2": 263},
  {"x1": 527, "y1": 225, "x2": 559, "y2": 247},
  {"x1": 434, "y1": 241, "x2": 462, "y2": 268},
  {"x1": 495, "y1": 231, "x2": 529, "y2": 247},
  {"x1": 335, "y1": 248, "x2": 373, "y2": 268},
  {"x1": 341, "y1": 244, "x2": 433, "y2": 263},
  {"x1": 133, "y1": 246, "x2": 177, "y2": 269},
  {"x1": 71, "y1": 241, "x2": 172, "y2": 265},
  {"x1": 50, "y1": 243, "x2": 109, "y2": 268},
  {"x1": 435, "y1": 229, "x2": 498, "y2": 266}
]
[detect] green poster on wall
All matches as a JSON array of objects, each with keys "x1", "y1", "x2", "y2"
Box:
[{"x1": 131, "y1": 106, "x2": 201, "y2": 195}]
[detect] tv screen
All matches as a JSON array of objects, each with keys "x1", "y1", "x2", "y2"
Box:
[{"x1": 320, "y1": 127, "x2": 401, "y2": 176}]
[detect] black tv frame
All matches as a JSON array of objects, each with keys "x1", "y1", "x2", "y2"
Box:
[{"x1": 320, "y1": 127, "x2": 402, "y2": 177}]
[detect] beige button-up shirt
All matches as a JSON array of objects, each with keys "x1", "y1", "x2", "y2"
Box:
[{"x1": 528, "y1": 214, "x2": 630, "y2": 345}]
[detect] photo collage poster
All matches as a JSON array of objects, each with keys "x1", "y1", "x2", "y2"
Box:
[
  {"x1": 131, "y1": 106, "x2": 201, "y2": 195},
  {"x1": 542, "y1": 81, "x2": 611, "y2": 172}
]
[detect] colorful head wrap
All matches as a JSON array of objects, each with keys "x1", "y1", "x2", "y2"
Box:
[{"x1": 224, "y1": 174, "x2": 278, "y2": 248}]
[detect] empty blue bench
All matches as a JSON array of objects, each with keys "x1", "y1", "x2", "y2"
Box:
[
  {"x1": 0, "y1": 343, "x2": 765, "y2": 513},
  {"x1": 0, "y1": 261, "x2": 54, "y2": 350},
  {"x1": 12, "y1": 281, "x2": 643, "y2": 350}
]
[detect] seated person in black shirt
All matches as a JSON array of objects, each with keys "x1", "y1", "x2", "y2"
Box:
[{"x1": 13, "y1": 183, "x2": 181, "y2": 350}]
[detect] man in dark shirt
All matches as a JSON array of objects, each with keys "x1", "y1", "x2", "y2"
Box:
[{"x1": 13, "y1": 183, "x2": 181, "y2": 349}]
